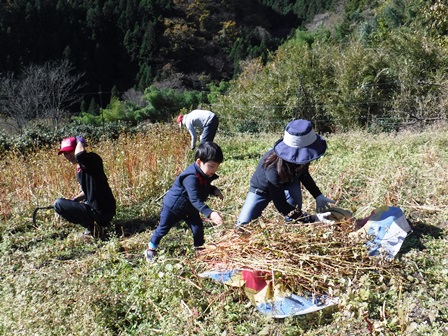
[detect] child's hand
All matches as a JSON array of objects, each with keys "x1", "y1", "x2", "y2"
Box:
[
  {"x1": 75, "y1": 136, "x2": 88, "y2": 147},
  {"x1": 209, "y1": 212, "x2": 223, "y2": 226},
  {"x1": 214, "y1": 189, "x2": 224, "y2": 200}
]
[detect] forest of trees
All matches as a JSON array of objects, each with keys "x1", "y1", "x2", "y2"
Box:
[
  {"x1": 0, "y1": 0, "x2": 325, "y2": 96},
  {"x1": 1, "y1": 0, "x2": 447, "y2": 138}
]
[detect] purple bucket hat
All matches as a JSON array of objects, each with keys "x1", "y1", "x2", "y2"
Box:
[{"x1": 273, "y1": 119, "x2": 327, "y2": 164}]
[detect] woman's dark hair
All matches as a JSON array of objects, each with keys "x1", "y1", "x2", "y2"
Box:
[
  {"x1": 195, "y1": 141, "x2": 224, "y2": 163},
  {"x1": 263, "y1": 151, "x2": 304, "y2": 182}
]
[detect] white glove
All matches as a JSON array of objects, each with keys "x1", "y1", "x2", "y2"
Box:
[
  {"x1": 311, "y1": 212, "x2": 335, "y2": 224},
  {"x1": 315, "y1": 195, "x2": 335, "y2": 213}
]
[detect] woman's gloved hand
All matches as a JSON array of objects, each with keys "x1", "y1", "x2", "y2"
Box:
[
  {"x1": 311, "y1": 212, "x2": 335, "y2": 224},
  {"x1": 315, "y1": 195, "x2": 335, "y2": 212},
  {"x1": 285, "y1": 208, "x2": 305, "y2": 222},
  {"x1": 286, "y1": 210, "x2": 335, "y2": 224}
]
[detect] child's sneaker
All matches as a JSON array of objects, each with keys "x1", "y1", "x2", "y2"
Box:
[
  {"x1": 145, "y1": 248, "x2": 157, "y2": 262},
  {"x1": 194, "y1": 244, "x2": 216, "y2": 256},
  {"x1": 79, "y1": 227, "x2": 94, "y2": 239},
  {"x1": 83, "y1": 228, "x2": 93, "y2": 236}
]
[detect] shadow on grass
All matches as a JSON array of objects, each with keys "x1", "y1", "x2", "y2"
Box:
[
  {"x1": 399, "y1": 218, "x2": 445, "y2": 254},
  {"x1": 111, "y1": 215, "x2": 159, "y2": 238},
  {"x1": 8, "y1": 231, "x2": 72, "y2": 252}
]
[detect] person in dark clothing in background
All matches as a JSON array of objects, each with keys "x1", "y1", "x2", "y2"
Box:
[
  {"x1": 236, "y1": 119, "x2": 335, "y2": 229},
  {"x1": 54, "y1": 136, "x2": 116, "y2": 238},
  {"x1": 145, "y1": 141, "x2": 224, "y2": 262}
]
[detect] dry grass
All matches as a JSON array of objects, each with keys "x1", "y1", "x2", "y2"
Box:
[
  {"x1": 198, "y1": 216, "x2": 401, "y2": 296},
  {"x1": 0, "y1": 126, "x2": 448, "y2": 335},
  {"x1": 0, "y1": 123, "x2": 190, "y2": 220}
]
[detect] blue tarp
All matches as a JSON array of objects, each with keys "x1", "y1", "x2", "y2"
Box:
[{"x1": 199, "y1": 269, "x2": 338, "y2": 318}]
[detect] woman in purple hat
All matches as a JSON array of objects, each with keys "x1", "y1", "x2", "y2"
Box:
[{"x1": 236, "y1": 119, "x2": 335, "y2": 228}]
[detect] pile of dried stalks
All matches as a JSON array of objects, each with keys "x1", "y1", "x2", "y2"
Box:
[{"x1": 198, "y1": 217, "x2": 402, "y2": 294}]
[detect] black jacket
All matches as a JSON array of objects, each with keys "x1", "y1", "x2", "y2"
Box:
[
  {"x1": 249, "y1": 150, "x2": 321, "y2": 215},
  {"x1": 76, "y1": 151, "x2": 116, "y2": 217}
]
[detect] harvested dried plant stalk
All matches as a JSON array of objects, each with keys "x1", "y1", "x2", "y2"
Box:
[{"x1": 198, "y1": 218, "x2": 402, "y2": 294}]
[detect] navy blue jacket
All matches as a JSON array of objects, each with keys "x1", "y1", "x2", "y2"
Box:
[{"x1": 163, "y1": 163, "x2": 219, "y2": 218}]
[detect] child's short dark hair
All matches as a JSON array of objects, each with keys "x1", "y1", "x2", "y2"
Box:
[{"x1": 195, "y1": 142, "x2": 224, "y2": 163}]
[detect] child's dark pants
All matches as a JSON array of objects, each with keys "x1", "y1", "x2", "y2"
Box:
[{"x1": 150, "y1": 204, "x2": 205, "y2": 249}]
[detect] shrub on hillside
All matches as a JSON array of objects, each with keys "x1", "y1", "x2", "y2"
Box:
[
  {"x1": 214, "y1": 26, "x2": 448, "y2": 132},
  {"x1": 0, "y1": 122, "x2": 134, "y2": 155}
]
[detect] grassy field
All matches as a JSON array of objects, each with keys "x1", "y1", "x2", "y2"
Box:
[{"x1": 0, "y1": 123, "x2": 447, "y2": 335}]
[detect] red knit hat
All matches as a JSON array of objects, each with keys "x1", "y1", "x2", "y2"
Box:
[
  {"x1": 58, "y1": 137, "x2": 77, "y2": 155},
  {"x1": 177, "y1": 114, "x2": 184, "y2": 124}
]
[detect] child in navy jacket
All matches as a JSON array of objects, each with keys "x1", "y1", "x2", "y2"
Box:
[{"x1": 145, "y1": 142, "x2": 224, "y2": 262}]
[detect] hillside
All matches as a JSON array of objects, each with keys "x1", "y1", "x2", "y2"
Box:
[{"x1": 0, "y1": 125, "x2": 447, "y2": 334}]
